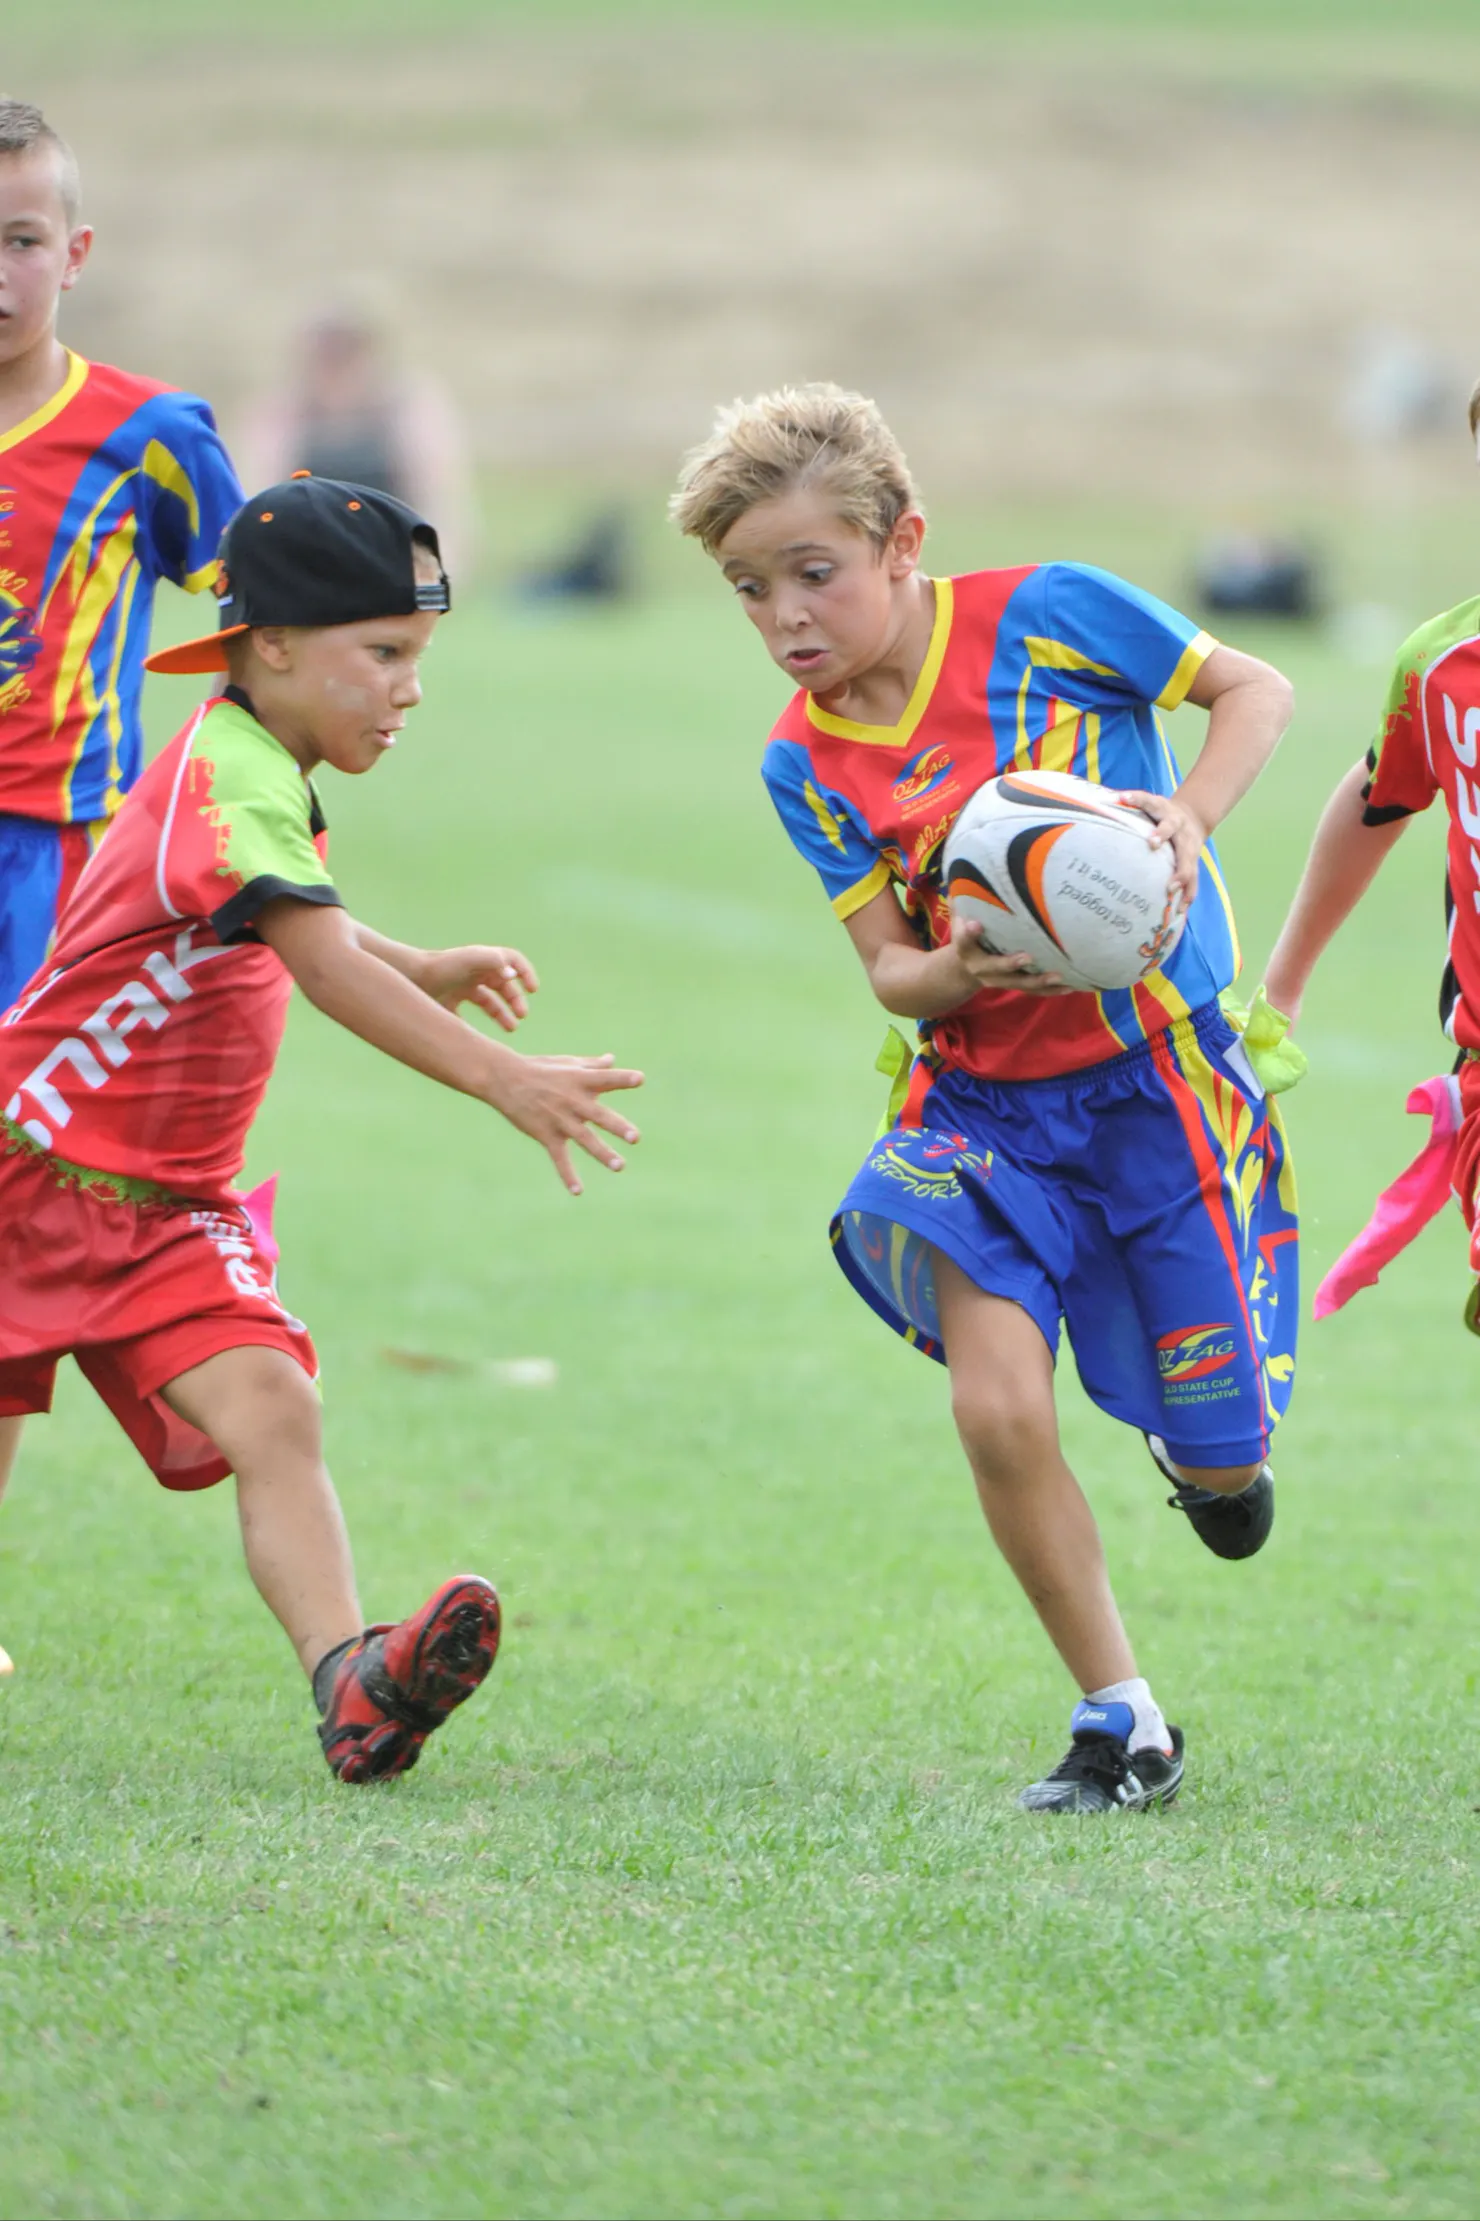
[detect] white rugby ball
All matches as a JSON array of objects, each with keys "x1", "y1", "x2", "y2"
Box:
[{"x1": 943, "y1": 768, "x2": 1186, "y2": 992}]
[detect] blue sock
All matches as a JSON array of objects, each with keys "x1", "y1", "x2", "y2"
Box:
[{"x1": 1076, "y1": 1676, "x2": 1170, "y2": 1754}]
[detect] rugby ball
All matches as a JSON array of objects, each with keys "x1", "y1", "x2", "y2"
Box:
[{"x1": 943, "y1": 769, "x2": 1186, "y2": 992}]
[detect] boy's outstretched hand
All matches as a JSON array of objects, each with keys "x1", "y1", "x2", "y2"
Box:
[
  {"x1": 270, "y1": 903, "x2": 642, "y2": 1193},
  {"x1": 421, "y1": 945, "x2": 540, "y2": 1032},
  {"x1": 483, "y1": 1052, "x2": 644, "y2": 1195}
]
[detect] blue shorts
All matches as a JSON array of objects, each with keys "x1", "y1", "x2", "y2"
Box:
[
  {"x1": 0, "y1": 814, "x2": 105, "y2": 1013},
  {"x1": 831, "y1": 1002, "x2": 1299, "y2": 1469}
]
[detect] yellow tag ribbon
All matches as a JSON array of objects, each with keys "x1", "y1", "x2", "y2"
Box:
[
  {"x1": 874, "y1": 1025, "x2": 916, "y2": 1136},
  {"x1": 1219, "y1": 984, "x2": 1308, "y2": 1094}
]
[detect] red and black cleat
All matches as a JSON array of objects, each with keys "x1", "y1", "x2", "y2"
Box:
[{"x1": 316, "y1": 1574, "x2": 501, "y2": 1783}]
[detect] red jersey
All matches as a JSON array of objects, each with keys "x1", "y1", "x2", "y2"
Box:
[
  {"x1": 0, "y1": 690, "x2": 339, "y2": 1200},
  {"x1": 0, "y1": 352, "x2": 242, "y2": 824},
  {"x1": 762, "y1": 564, "x2": 1231, "y2": 1080},
  {"x1": 1365, "y1": 598, "x2": 1480, "y2": 1053}
]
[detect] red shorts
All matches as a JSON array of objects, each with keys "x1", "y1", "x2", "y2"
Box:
[{"x1": 0, "y1": 1144, "x2": 317, "y2": 1490}]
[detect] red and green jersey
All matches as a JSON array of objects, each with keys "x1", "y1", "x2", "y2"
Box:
[
  {"x1": 0, "y1": 690, "x2": 339, "y2": 1199},
  {"x1": 762, "y1": 563, "x2": 1233, "y2": 1081},
  {"x1": 0, "y1": 352, "x2": 242, "y2": 825},
  {"x1": 1364, "y1": 599, "x2": 1480, "y2": 1054}
]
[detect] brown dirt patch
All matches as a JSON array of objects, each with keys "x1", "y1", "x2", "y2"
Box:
[{"x1": 20, "y1": 24, "x2": 1480, "y2": 502}]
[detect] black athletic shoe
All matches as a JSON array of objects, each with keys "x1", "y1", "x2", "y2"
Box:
[
  {"x1": 1019, "y1": 1704, "x2": 1185, "y2": 1813},
  {"x1": 1146, "y1": 1432, "x2": 1274, "y2": 1561}
]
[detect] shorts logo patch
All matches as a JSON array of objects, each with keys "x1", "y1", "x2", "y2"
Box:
[
  {"x1": 1157, "y1": 1323, "x2": 1237, "y2": 1384},
  {"x1": 191, "y1": 1207, "x2": 304, "y2": 1330},
  {"x1": 868, "y1": 1133, "x2": 992, "y2": 1201}
]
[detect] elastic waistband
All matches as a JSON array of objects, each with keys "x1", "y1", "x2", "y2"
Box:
[
  {"x1": 0, "y1": 1114, "x2": 194, "y2": 1210},
  {"x1": 932, "y1": 999, "x2": 1230, "y2": 1099}
]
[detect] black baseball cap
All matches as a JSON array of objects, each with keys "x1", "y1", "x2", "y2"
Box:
[{"x1": 146, "y1": 472, "x2": 450, "y2": 675}]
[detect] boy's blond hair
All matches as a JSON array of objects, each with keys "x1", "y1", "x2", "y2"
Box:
[
  {"x1": 0, "y1": 99, "x2": 81, "y2": 227},
  {"x1": 669, "y1": 383, "x2": 922, "y2": 555}
]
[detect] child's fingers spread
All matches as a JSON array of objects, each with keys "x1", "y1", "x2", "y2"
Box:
[
  {"x1": 573, "y1": 1123, "x2": 626, "y2": 1171},
  {"x1": 547, "y1": 1138, "x2": 582, "y2": 1194},
  {"x1": 588, "y1": 1100, "x2": 641, "y2": 1143},
  {"x1": 474, "y1": 986, "x2": 519, "y2": 1031},
  {"x1": 597, "y1": 1067, "x2": 645, "y2": 1094}
]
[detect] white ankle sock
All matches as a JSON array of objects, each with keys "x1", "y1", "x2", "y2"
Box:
[{"x1": 1088, "y1": 1676, "x2": 1170, "y2": 1755}]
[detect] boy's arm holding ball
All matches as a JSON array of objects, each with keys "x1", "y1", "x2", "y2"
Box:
[
  {"x1": 259, "y1": 898, "x2": 640, "y2": 1195},
  {"x1": 1119, "y1": 643, "x2": 1294, "y2": 903},
  {"x1": 844, "y1": 883, "x2": 1078, "y2": 1014},
  {"x1": 844, "y1": 641, "x2": 1292, "y2": 1020}
]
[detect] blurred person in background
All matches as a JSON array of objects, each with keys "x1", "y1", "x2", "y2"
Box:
[
  {"x1": 0, "y1": 98, "x2": 242, "y2": 1616},
  {"x1": 244, "y1": 312, "x2": 473, "y2": 579}
]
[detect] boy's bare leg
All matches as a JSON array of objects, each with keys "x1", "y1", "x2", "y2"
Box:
[
  {"x1": 931, "y1": 1248, "x2": 1137, "y2": 1695},
  {"x1": 0, "y1": 1415, "x2": 23, "y2": 1507},
  {"x1": 0, "y1": 1415, "x2": 18, "y2": 1669},
  {"x1": 159, "y1": 1346, "x2": 360, "y2": 1681}
]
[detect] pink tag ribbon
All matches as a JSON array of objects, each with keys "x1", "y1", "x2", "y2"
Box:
[
  {"x1": 239, "y1": 1172, "x2": 281, "y2": 1272},
  {"x1": 1312, "y1": 1075, "x2": 1462, "y2": 1319}
]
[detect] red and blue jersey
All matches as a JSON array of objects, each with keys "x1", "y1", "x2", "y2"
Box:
[
  {"x1": 762, "y1": 562, "x2": 1238, "y2": 1081},
  {"x1": 0, "y1": 352, "x2": 242, "y2": 826}
]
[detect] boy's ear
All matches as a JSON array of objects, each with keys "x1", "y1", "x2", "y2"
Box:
[
  {"x1": 250, "y1": 627, "x2": 295, "y2": 672},
  {"x1": 59, "y1": 226, "x2": 93, "y2": 293},
  {"x1": 886, "y1": 508, "x2": 927, "y2": 579}
]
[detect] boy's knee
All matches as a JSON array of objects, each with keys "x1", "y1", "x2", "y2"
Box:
[
  {"x1": 951, "y1": 1373, "x2": 1057, "y2": 1483},
  {"x1": 163, "y1": 1345, "x2": 322, "y2": 1465}
]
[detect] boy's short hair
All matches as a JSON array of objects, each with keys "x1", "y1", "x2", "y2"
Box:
[
  {"x1": 669, "y1": 382, "x2": 922, "y2": 554},
  {"x1": 0, "y1": 99, "x2": 81, "y2": 226}
]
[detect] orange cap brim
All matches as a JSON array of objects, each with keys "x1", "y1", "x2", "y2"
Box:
[{"x1": 144, "y1": 623, "x2": 250, "y2": 676}]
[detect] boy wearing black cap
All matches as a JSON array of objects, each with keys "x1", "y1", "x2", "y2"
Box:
[{"x1": 0, "y1": 475, "x2": 644, "y2": 1782}]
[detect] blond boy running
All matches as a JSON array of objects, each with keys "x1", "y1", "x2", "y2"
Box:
[{"x1": 672, "y1": 386, "x2": 1296, "y2": 1811}]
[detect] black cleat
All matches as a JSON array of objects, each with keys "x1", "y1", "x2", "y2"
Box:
[
  {"x1": 1147, "y1": 1433, "x2": 1274, "y2": 1561},
  {"x1": 1019, "y1": 1704, "x2": 1185, "y2": 1813}
]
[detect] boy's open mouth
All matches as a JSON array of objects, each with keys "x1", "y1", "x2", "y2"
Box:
[{"x1": 785, "y1": 646, "x2": 828, "y2": 668}]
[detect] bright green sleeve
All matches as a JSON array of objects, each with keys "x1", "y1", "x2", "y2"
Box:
[
  {"x1": 167, "y1": 698, "x2": 341, "y2": 940},
  {"x1": 1364, "y1": 600, "x2": 1480, "y2": 822}
]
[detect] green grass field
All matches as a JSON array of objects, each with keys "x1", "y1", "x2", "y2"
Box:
[{"x1": 3, "y1": 496, "x2": 1480, "y2": 2220}]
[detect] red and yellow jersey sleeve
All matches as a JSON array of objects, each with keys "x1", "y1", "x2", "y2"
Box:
[
  {"x1": 1035, "y1": 563, "x2": 1216, "y2": 713},
  {"x1": 0, "y1": 356, "x2": 243, "y2": 826},
  {"x1": 761, "y1": 733, "x2": 892, "y2": 919}
]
